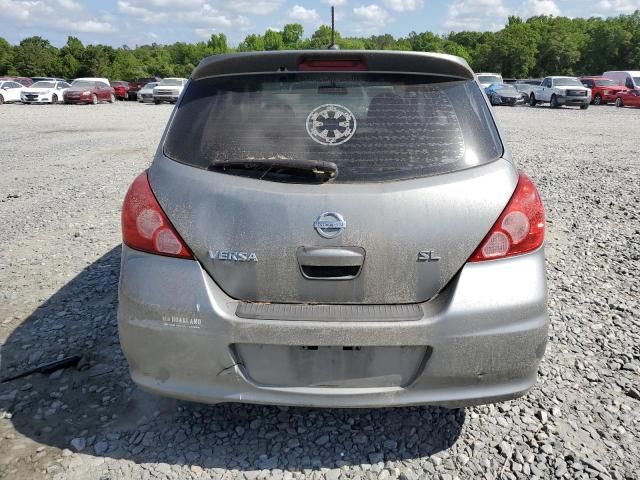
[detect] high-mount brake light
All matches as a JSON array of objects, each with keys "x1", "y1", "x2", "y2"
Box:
[
  {"x1": 121, "y1": 171, "x2": 192, "y2": 259},
  {"x1": 298, "y1": 58, "x2": 367, "y2": 71},
  {"x1": 469, "y1": 172, "x2": 545, "y2": 262}
]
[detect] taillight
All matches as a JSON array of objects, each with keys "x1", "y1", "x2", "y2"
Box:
[
  {"x1": 121, "y1": 171, "x2": 192, "y2": 259},
  {"x1": 469, "y1": 173, "x2": 545, "y2": 262},
  {"x1": 298, "y1": 57, "x2": 367, "y2": 71}
]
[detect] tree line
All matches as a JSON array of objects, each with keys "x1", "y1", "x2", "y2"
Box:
[{"x1": 1, "y1": 11, "x2": 639, "y2": 81}]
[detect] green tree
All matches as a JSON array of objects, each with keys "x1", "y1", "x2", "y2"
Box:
[
  {"x1": 264, "y1": 29, "x2": 284, "y2": 51},
  {"x1": 491, "y1": 21, "x2": 539, "y2": 78},
  {"x1": 338, "y1": 37, "x2": 367, "y2": 49},
  {"x1": 364, "y1": 34, "x2": 397, "y2": 50},
  {"x1": 406, "y1": 31, "x2": 444, "y2": 52},
  {"x1": 306, "y1": 25, "x2": 340, "y2": 49},
  {"x1": 111, "y1": 49, "x2": 141, "y2": 80},
  {"x1": 208, "y1": 33, "x2": 228, "y2": 54},
  {"x1": 0, "y1": 37, "x2": 14, "y2": 75},
  {"x1": 58, "y1": 53, "x2": 80, "y2": 79},
  {"x1": 60, "y1": 36, "x2": 84, "y2": 59},
  {"x1": 12, "y1": 36, "x2": 58, "y2": 76},
  {"x1": 528, "y1": 16, "x2": 587, "y2": 76},
  {"x1": 237, "y1": 34, "x2": 265, "y2": 52},
  {"x1": 282, "y1": 24, "x2": 304, "y2": 49},
  {"x1": 78, "y1": 44, "x2": 114, "y2": 77}
]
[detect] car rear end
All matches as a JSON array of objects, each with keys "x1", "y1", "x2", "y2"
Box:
[
  {"x1": 112, "y1": 82, "x2": 129, "y2": 100},
  {"x1": 118, "y1": 51, "x2": 548, "y2": 408}
]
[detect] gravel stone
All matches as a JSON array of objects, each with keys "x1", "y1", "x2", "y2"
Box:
[
  {"x1": 94, "y1": 441, "x2": 108, "y2": 454},
  {"x1": 70, "y1": 437, "x2": 86, "y2": 452}
]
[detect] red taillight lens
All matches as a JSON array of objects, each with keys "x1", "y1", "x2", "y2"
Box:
[
  {"x1": 469, "y1": 173, "x2": 545, "y2": 262},
  {"x1": 121, "y1": 171, "x2": 192, "y2": 259},
  {"x1": 298, "y1": 58, "x2": 367, "y2": 71}
]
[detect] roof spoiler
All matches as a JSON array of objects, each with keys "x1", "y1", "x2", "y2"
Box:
[{"x1": 191, "y1": 50, "x2": 474, "y2": 81}]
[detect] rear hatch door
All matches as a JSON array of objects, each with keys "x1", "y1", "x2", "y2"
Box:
[{"x1": 151, "y1": 64, "x2": 515, "y2": 304}]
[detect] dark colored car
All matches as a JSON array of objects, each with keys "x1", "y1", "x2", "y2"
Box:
[
  {"x1": 485, "y1": 83, "x2": 523, "y2": 106},
  {"x1": 63, "y1": 80, "x2": 116, "y2": 105},
  {"x1": 579, "y1": 77, "x2": 627, "y2": 105},
  {"x1": 127, "y1": 77, "x2": 162, "y2": 100},
  {"x1": 111, "y1": 81, "x2": 130, "y2": 100}
]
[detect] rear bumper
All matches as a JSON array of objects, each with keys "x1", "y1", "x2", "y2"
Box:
[{"x1": 118, "y1": 245, "x2": 548, "y2": 408}]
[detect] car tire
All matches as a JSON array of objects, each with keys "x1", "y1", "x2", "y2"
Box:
[
  {"x1": 52, "y1": 94, "x2": 58, "y2": 104},
  {"x1": 109, "y1": 93, "x2": 115, "y2": 103},
  {"x1": 490, "y1": 94, "x2": 498, "y2": 106},
  {"x1": 154, "y1": 99, "x2": 161, "y2": 104},
  {"x1": 580, "y1": 104, "x2": 589, "y2": 110},
  {"x1": 91, "y1": 94, "x2": 98, "y2": 105},
  {"x1": 593, "y1": 94, "x2": 602, "y2": 105},
  {"x1": 550, "y1": 95, "x2": 560, "y2": 108},
  {"x1": 529, "y1": 94, "x2": 537, "y2": 106},
  {"x1": 0, "y1": 94, "x2": 4, "y2": 105},
  {"x1": 615, "y1": 97, "x2": 624, "y2": 108}
]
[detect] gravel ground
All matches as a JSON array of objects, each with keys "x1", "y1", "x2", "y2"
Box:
[{"x1": 0, "y1": 102, "x2": 638, "y2": 480}]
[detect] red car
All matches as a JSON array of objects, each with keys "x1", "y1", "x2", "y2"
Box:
[
  {"x1": 63, "y1": 79, "x2": 115, "y2": 104},
  {"x1": 615, "y1": 89, "x2": 640, "y2": 108},
  {"x1": 580, "y1": 77, "x2": 627, "y2": 105},
  {"x1": 110, "y1": 81, "x2": 130, "y2": 100}
]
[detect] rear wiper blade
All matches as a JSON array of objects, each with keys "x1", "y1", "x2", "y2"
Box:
[{"x1": 208, "y1": 159, "x2": 338, "y2": 182}]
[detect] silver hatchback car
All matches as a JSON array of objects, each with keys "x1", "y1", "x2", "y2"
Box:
[{"x1": 118, "y1": 51, "x2": 548, "y2": 408}]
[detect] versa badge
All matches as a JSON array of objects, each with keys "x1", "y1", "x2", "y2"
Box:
[{"x1": 209, "y1": 250, "x2": 258, "y2": 262}]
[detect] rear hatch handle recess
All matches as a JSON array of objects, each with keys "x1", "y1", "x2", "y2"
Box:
[{"x1": 297, "y1": 246, "x2": 365, "y2": 280}]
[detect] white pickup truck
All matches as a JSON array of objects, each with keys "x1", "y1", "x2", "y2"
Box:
[{"x1": 529, "y1": 76, "x2": 591, "y2": 109}]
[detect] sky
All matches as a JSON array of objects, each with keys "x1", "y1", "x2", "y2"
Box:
[{"x1": 0, "y1": 0, "x2": 637, "y2": 47}]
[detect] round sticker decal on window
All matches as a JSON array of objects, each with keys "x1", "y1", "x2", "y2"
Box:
[{"x1": 306, "y1": 104, "x2": 357, "y2": 146}]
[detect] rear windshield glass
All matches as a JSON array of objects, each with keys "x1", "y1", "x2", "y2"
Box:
[
  {"x1": 554, "y1": 78, "x2": 582, "y2": 87},
  {"x1": 160, "y1": 79, "x2": 183, "y2": 86},
  {"x1": 494, "y1": 85, "x2": 518, "y2": 94},
  {"x1": 477, "y1": 75, "x2": 502, "y2": 84},
  {"x1": 72, "y1": 80, "x2": 95, "y2": 88},
  {"x1": 595, "y1": 79, "x2": 617, "y2": 86},
  {"x1": 164, "y1": 73, "x2": 503, "y2": 183}
]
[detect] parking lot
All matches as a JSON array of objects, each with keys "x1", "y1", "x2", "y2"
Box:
[{"x1": 0, "y1": 102, "x2": 638, "y2": 480}]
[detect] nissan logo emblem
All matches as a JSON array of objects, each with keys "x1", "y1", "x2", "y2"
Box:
[{"x1": 314, "y1": 212, "x2": 346, "y2": 239}]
